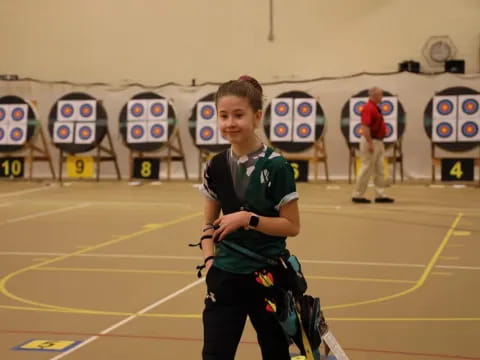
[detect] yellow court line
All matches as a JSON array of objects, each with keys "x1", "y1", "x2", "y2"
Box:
[
  {"x1": 0, "y1": 212, "x2": 202, "y2": 316},
  {"x1": 35, "y1": 267, "x2": 416, "y2": 285},
  {"x1": 38, "y1": 267, "x2": 196, "y2": 276},
  {"x1": 323, "y1": 212, "x2": 463, "y2": 310}
]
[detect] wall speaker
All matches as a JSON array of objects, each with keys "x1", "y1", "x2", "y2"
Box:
[{"x1": 445, "y1": 60, "x2": 465, "y2": 73}]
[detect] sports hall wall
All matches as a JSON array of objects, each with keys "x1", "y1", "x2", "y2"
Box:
[
  {"x1": 1, "y1": 0, "x2": 479, "y2": 83},
  {"x1": 1, "y1": 0, "x2": 480, "y2": 180}
]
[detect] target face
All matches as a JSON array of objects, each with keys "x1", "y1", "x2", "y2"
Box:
[
  {"x1": 274, "y1": 102, "x2": 290, "y2": 117},
  {"x1": 436, "y1": 99, "x2": 455, "y2": 116},
  {"x1": 130, "y1": 124, "x2": 145, "y2": 139},
  {"x1": 130, "y1": 103, "x2": 145, "y2": 118},
  {"x1": 60, "y1": 104, "x2": 75, "y2": 119},
  {"x1": 79, "y1": 103, "x2": 94, "y2": 118},
  {"x1": 296, "y1": 123, "x2": 312, "y2": 138},
  {"x1": 353, "y1": 101, "x2": 366, "y2": 116},
  {"x1": 274, "y1": 123, "x2": 289, "y2": 138},
  {"x1": 10, "y1": 127, "x2": 24, "y2": 141},
  {"x1": 436, "y1": 122, "x2": 454, "y2": 138},
  {"x1": 11, "y1": 107, "x2": 25, "y2": 121},
  {"x1": 200, "y1": 104, "x2": 215, "y2": 120},
  {"x1": 0, "y1": 108, "x2": 5, "y2": 122},
  {"x1": 461, "y1": 98, "x2": 479, "y2": 115},
  {"x1": 380, "y1": 100, "x2": 394, "y2": 116},
  {"x1": 0, "y1": 127, "x2": 5, "y2": 141},
  {"x1": 150, "y1": 102, "x2": 165, "y2": 118},
  {"x1": 56, "y1": 124, "x2": 72, "y2": 140},
  {"x1": 297, "y1": 102, "x2": 313, "y2": 117},
  {"x1": 385, "y1": 123, "x2": 394, "y2": 138},
  {"x1": 78, "y1": 126, "x2": 93, "y2": 140},
  {"x1": 461, "y1": 121, "x2": 479, "y2": 138},
  {"x1": 353, "y1": 123, "x2": 364, "y2": 138},
  {"x1": 150, "y1": 123, "x2": 165, "y2": 139},
  {"x1": 199, "y1": 126, "x2": 215, "y2": 141}
]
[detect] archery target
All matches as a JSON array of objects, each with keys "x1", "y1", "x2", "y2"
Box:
[
  {"x1": 7, "y1": 125, "x2": 27, "y2": 145},
  {"x1": 458, "y1": 120, "x2": 480, "y2": 142},
  {"x1": 379, "y1": 97, "x2": 398, "y2": 121},
  {"x1": 53, "y1": 122, "x2": 75, "y2": 143},
  {"x1": 57, "y1": 100, "x2": 77, "y2": 121},
  {"x1": 270, "y1": 98, "x2": 293, "y2": 141},
  {"x1": 384, "y1": 121, "x2": 398, "y2": 142},
  {"x1": 148, "y1": 99, "x2": 167, "y2": 121},
  {"x1": 293, "y1": 122, "x2": 314, "y2": 142},
  {"x1": 0, "y1": 105, "x2": 7, "y2": 123},
  {"x1": 349, "y1": 97, "x2": 368, "y2": 122},
  {"x1": 197, "y1": 101, "x2": 216, "y2": 121},
  {"x1": 272, "y1": 98, "x2": 293, "y2": 122},
  {"x1": 293, "y1": 98, "x2": 315, "y2": 143},
  {"x1": 128, "y1": 100, "x2": 148, "y2": 121},
  {"x1": 433, "y1": 96, "x2": 457, "y2": 121},
  {"x1": 127, "y1": 121, "x2": 148, "y2": 143},
  {"x1": 295, "y1": 99, "x2": 315, "y2": 120},
  {"x1": 458, "y1": 95, "x2": 480, "y2": 121},
  {"x1": 75, "y1": 123, "x2": 96, "y2": 144},
  {"x1": 271, "y1": 122, "x2": 290, "y2": 141},
  {"x1": 349, "y1": 121, "x2": 364, "y2": 143},
  {"x1": 10, "y1": 104, "x2": 28, "y2": 123},
  {"x1": 196, "y1": 125, "x2": 216, "y2": 145},
  {"x1": 148, "y1": 121, "x2": 168, "y2": 142},
  {"x1": 196, "y1": 101, "x2": 218, "y2": 144},
  {"x1": 432, "y1": 120, "x2": 456, "y2": 142},
  {"x1": 0, "y1": 125, "x2": 7, "y2": 144},
  {"x1": 78, "y1": 100, "x2": 96, "y2": 121}
]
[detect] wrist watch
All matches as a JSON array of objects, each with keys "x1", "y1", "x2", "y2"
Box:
[{"x1": 248, "y1": 213, "x2": 260, "y2": 229}]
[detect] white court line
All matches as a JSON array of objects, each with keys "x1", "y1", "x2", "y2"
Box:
[
  {"x1": 0, "y1": 252, "x2": 201, "y2": 260},
  {"x1": 48, "y1": 277, "x2": 205, "y2": 360},
  {"x1": 2, "y1": 251, "x2": 480, "y2": 271},
  {"x1": 301, "y1": 259, "x2": 425, "y2": 268},
  {"x1": 0, "y1": 203, "x2": 90, "y2": 226},
  {"x1": 0, "y1": 184, "x2": 55, "y2": 198}
]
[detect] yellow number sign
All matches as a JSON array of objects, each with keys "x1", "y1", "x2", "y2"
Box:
[
  {"x1": 449, "y1": 161, "x2": 463, "y2": 179},
  {"x1": 66, "y1": 156, "x2": 94, "y2": 178},
  {"x1": 15, "y1": 339, "x2": 81, "y2": 352}
]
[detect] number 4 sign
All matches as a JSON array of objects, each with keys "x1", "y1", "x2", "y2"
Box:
[{"x1": 441, "y1": 158, "x2": 474, "y2": 181}]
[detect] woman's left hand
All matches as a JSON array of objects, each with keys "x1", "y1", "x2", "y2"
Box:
[{"x1": 212, "y1": 211, "x2": 249, "y2": 242}]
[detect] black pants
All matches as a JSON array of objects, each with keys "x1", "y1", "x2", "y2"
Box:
[{"x1": 202, "y1": 266, "x2": 290, "y2": 360}]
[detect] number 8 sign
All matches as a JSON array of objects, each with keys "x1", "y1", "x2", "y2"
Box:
[{"x1": 132, "y1": 158, "x2": 160, "y2": 180}]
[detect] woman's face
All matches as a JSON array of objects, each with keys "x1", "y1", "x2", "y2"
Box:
[{"x1": 216, "y1": 95, "x2": 261, "y2": 145}]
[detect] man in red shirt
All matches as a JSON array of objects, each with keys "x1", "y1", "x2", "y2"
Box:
[{"x1": 352, "y1": 87, "x2": 394, "y2": 203}]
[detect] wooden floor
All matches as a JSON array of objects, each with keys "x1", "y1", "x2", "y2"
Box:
[{"x1": 0, "y1": 180, "x2": 479, "y2": 360}]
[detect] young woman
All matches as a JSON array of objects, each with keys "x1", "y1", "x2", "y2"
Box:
[{"x1": 198, "y1": 76, "x2": 300, "y2": 360}]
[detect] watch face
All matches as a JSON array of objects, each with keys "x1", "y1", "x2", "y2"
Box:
[{"x1": 249, "y1": 214, "x2": 259, "y2": 227}]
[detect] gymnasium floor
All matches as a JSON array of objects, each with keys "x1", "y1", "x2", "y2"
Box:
[{"x1": 0, "y1": 180, "x2": 479, "y2": 360}]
